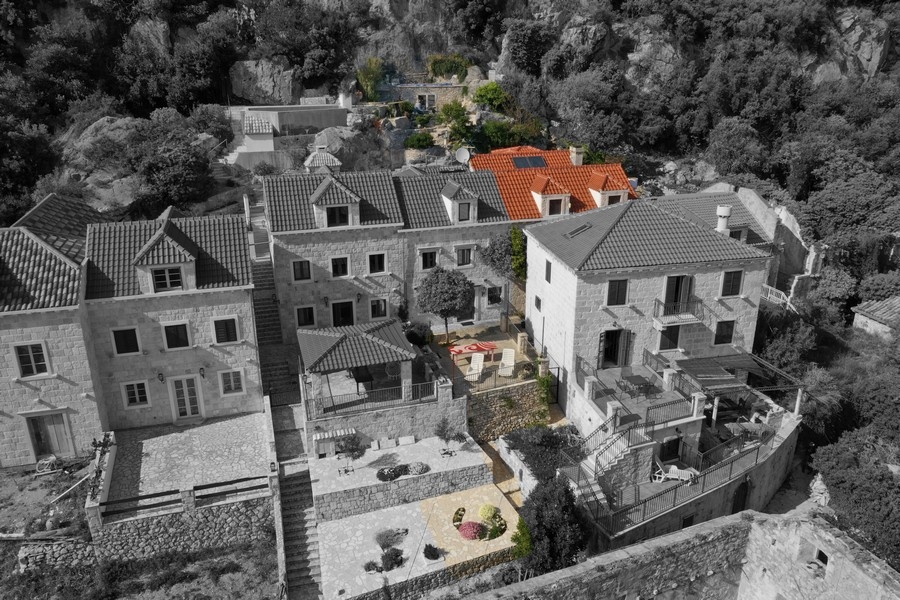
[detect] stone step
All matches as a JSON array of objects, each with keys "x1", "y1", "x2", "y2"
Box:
[
  {"x1": 286, "y1": 579, "x2": 322, "y2": 597},
  {"x1": 285, "y1": 552, "x2": 320, "y2": 567}
]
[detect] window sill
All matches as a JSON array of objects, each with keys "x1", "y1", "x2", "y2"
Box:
[
  {"x1": 161, "y1": 347, "x2": 192, "y2": 352},
  {"x1": 12, "y1": 373, "x2": 56, "y2": 383},
  {"x1": 220, "y1": 391, "x2": 246, "y2": 398},
  {"x1": 114, "y1": 352, "x2": 143, "y2": 358},
  {"x1": 123, "y1": 403, "x2": 152, "y2": 411}
]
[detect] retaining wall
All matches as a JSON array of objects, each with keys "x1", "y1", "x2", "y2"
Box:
[{"x1": 467, "y1": 380, "x2": 550, "y2": 442}]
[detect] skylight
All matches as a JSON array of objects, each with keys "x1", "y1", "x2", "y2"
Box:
[
  {"x1": 565, "y1": 223, "x2": 593, "y2": 238},
  {"x1": 512, "y1": 156, "x2": 547, "y2": 168}
]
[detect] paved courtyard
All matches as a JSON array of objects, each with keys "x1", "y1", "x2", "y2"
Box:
[
  {"x1": 318, "y1": 483, "x2": 516, "y2": 600},
  {"x1": 108, "y1": 413, "x2": 269, "y2": 501}
]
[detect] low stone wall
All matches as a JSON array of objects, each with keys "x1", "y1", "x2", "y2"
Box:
[
  {"x1": 354, "y1": 547, "x2": 516, "y2": 600},
  {"x1": 467, "y1": 381, "x2": 550, "y2": 442},
  {"x1": 94, "y1": 495, "x2": 273, "y2": 561},
  {"x1": 314, "y1": 463, "x2": 492, "y2": 522},
  {"x1": 18, "y1": 540, "x2": 97, "y2": 572},
  {"x1": 496, "y1": 436, "x2": 539, "y2": 500}
]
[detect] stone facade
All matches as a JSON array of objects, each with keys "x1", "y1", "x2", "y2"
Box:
[
  {"x1": 17, "y1": 540, "x2": 97, "y2": 572},
  {"x1": 389, "y1": 84, "x2": 467, "y2": 109},
  {"x1": 313, "y1": 462, "x2": 492, "y2": 521},
  {"x1": 852, "y1": 312, "x2": 895, "y2": 339},
  {"x1": 599, "y1": 444, "x2": 655, "y2": 508},
  {"x1": 467, "y1": 380, "x2": 549, "y2": 442},
  {"x1": 85, "y1": 289, "x2": 262, "y2": 430},
  {"x1": 496, "y1": 437, "x2": 539, "y2": 499},
  {"x1": 92, "y1": 495, "x2": 273, "y2": 561},
  {"x1": 0, "y1": 309, "x2": 106, "y2": 467}
]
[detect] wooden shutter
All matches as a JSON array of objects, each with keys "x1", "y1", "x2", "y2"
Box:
[{"x1": 596, "y1": 331, "x2": 606, "y2": 370}]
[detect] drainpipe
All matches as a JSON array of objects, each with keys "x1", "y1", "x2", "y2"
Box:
[{"x1": 793, "y1": 387, "x2": 804, "y2": 417}]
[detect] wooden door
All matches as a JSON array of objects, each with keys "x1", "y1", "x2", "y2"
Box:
[
  {"x1": 172, "y1": 376, "x2": 201, "y2": 419},
  {"x1": 28, "y1": 414, "x2": 72, "y2": 457}
]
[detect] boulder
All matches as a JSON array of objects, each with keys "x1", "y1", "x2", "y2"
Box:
[
  {"x1": 466, "y1": 65, "x2": 486, "y2": 82},
  {"x1": 229, "y1": 57, "x2": 303, "y2": 105},
  {"x1": 64, "y1": 116, "x2": 143, "y2": 172},
  {"x1": 837, "y1": 7, "x2": 889, "y2": 80},
  {"x1": 128, "y1": 17, "x2": 171, "y2": 56},
  {"x1": 621, "y1": 17, "x2": 679, "y2": 94}
]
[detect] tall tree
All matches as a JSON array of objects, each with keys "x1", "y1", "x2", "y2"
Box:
[
  {"x1": 417, "y1": 266, "x2": 475, "y2": 342},
  {"x1": 519, "y1": 477, "x2": 586, "y2": 575}
]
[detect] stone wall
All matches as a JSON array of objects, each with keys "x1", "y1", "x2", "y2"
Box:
[
  {"x1": 599, "y1": 444, "x2": 654, "y2": 509},
  {"x1": 496, "y1": 437, "x2": 539, "y2": 499},
  {"x1": 93, "y1": 495, "x2": 273, "y2": 561},
  {"x1": 314, "y1": 462, "x2": 492, "y2": 521},
  {"x1": 467, "y1": 380, "x2": 549, "y2": 442},
  {"x1": 391, "y1": 85, "x2": 466, "y2": 108},
  {"x1": 18, "y1": 540, "x2": 98, "y2": 573}
]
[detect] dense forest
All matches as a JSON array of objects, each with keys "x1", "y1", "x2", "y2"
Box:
[{"x1": 1, "y1": 0, "x2": 899, "y2": 571}]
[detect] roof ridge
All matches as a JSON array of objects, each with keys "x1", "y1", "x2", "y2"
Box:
[
  {"x1": 16, "y1": 227, "x2": 80, "y2": 270},
  {"x1": 575, "y1": 203, "x2": 634, "y2": 270},
  {"x1": 649, "y1": 200, "x2": 767, "y2": 256},
  {"x1": 305, "y1": 332, "x2": 346, "y2": 371},
  {"x1": 131, "y1": 219, "x2": 197, "y2": 266},
  {"x1": 363, "y1": 320, "x2": 417, "y2": 359}
]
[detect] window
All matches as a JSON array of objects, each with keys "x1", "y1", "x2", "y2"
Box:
[
  {"x1": 456, "y1": 247, "x2": 472, "y2": 267},
  {"x1": 607, "y1": 279, "x2": 628, "y2": 306},
  {"x1": 296, "y1": 306, "x2": 316, "y2": 328},
  {"x1": 608, "y1": 195, "x2": 621, "y2": 205},
  {"x1": 421, "y1": 250, "x2": 437, "y2": 270},
  {"x1": 122, "y1": 381, "x2": 149, "y2": 408},
  {"x1": 326, "y1": 206, "x2": 349, "y2": 227},
  {"x1": 681, "y1": 514, "x2": 695, "y2": 529},
  {"x1": 152, "y1": 267, "x2": 182, "y2": 292},
  {"x1": 729, "y1": 229, "x2": 743, "y2": 241},
  {"x1": 368, "y1": 253, "x2": 386, "y2": 274},
  {"x1": 722, "y1": 271, "x2": 743, "y2": 297},
  {"x1": 659, "y1": 325, "x2": 680, "y2": 351},
  {"x1": 545, "y1": 260, "x2": 552, "y2": 283},
  {"x1": 331, "y1": 256, "x2": 349, "y2": 278},
  {"x1": 815, "y1": 549, "x2": 829, "y2": 566},
  {"x1": 213, "y1": 318, "x2": 239, "y2": 344},
  {"x1": 458, "y1": 203, "x2": 471, "y2": 222},
  {"x1": 487, "y1": 286, "x2": 502, "y2": 305},
  {"x1": 714, "y1": 320, "x2": 735, "y2": 345},
  {"x1": 15, "y1": 343, "x2": 48, "y2": 377},
  {"x1": 112, "y1": 328, "x2": 140, "y2": 355},
  {"x1": 163, "y1": 323, "x2": 190, "y2": 350},
  {"x1": 292, "y1": 260, "x2": 311, "y2": 281},
  {"x1": 534, "y1": 296, "x2": 542, "y2": 311},
  {"x1": 220, "y1": 370, "x2": 244, "y2": 395},
  {"x1": 370, "y1": 298, "x2": 388, "y2": 320},
  {"x1": 548, "y1": 198, "x2": 563, "y2": 215}
]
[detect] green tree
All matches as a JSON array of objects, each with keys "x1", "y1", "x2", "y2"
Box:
[
  {"x1": 0, "y1": 117, "x2": 58, "y2": 226},
  {"x1": 417, "y1": 266, "x2": 475, "y2": 342},
  {"x1": 478, "y1": 230, "x2": 514, "y2": 279},
  {"x1": 704, "y1": 117, "x2": 768, "y2": 176},
  {"x1": 519, "y1": 478, "x2": 586, "y2": 575},
  {"x1": 472, "y1": 81, "x2": 509, "y2": 112},
  {"x1": 503, "y1": 19, "x2": 554, "y2": 77},
  {"x1": 357, "y1": 57, "x2": 383, "y2": 101},
  {"x1": 114, "y1": 33, "x2": 173, "y2": 115},
  {"x1": 858, "y1": 271, "x2": 900, "y2": 302},
  {"x1": 510, "y1": 226, "x2": 527, "y2": 280}
]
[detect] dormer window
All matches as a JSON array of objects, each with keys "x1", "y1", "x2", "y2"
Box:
[
  {"x1": 549, "y1": 199, "x2": 563, "y2": 215},
  {"x1": 153, "y1": 267, "x2": 182, "y2": 292},
  {"x1": 441, "y1": 179, "x2": 479, "y2": 225},
  {"x1": 607, "y1": 195, "x2": 621, "y2": 205},
  {"x1": 458, "y1": 203, "x2": 471, "y2": 222},
  {"x1": 326, "y1": 206, "x2": 349, "y2": 227},
  {"x1": 530, "y1": 174, "x2": 570, "y2": 217}
]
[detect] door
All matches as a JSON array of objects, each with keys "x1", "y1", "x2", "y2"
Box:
[
  {"x1": 332, "y1": 301, "x2": 355, "y2": 326},
  {"x1": 731, "y1": 481, "x2": 749, "y2": 514},
  {"x1": 664, "y1": 275, "x2": 693, "y2": 314},
  {"x1": 603, "y1": 329, "x2": 622, "y2": 367},
  {"x1": 172, "y1": 376, "x2": 201, "y2": 420},
  {"x1": 457, "y1": 294, "x2": 475, "y2": 323},
  {"x1": 659, "y1": 437, "x2": 681, "y2": 462},
  {"x1": 27, "y1": 414, "x2": 72, "y2": 457}
]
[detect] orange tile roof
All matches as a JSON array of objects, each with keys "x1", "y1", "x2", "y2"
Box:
[
  {"x1": 493, "y1": 165, "x2": 637, "y2": 221},
  {"x1": 530, "y1": 174, "x2": 569, "y2": 195},
  {"x1": 469, "y1": 147, "x2": 573, "y2": 171}
]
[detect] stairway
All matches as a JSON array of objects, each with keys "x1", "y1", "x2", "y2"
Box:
[
  {"x1": 281, "y1": 468, "x2": 323, "y2": 600},
  {"x1": 249, "y1": 205, "x2": 271, "y2": 261}
]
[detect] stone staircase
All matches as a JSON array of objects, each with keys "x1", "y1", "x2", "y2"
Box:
[
  {"x1": 281, "y1": 467, "x2": 323, "y2": 600},
  {"x1": 249, "y1": 204, "x2": 271, "y2": 261}
]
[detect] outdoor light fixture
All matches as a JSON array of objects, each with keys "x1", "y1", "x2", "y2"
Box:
[
  {"x1": 199, "y1": 368, "x2": 205, "y2": 379},
  {"x1": 270, "y1": 461, "x2": 277, "y2": 473},
  {"x1": 356, "y1": 293, "x2": 362, "y2": 302},
  {"x1": 322, "y1": 296, "x2": 330, "y2": 306},
  {"x1": 157, "y1": 373, "x2": 165, "y2": 383}
]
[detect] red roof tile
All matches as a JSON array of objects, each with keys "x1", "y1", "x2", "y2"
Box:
[
  {"x1": 530, "y1": 174, "x2": 569, "y2": 195},
  {"x1": 469, "y1": 147, "x2": 573, "y2": 171}
]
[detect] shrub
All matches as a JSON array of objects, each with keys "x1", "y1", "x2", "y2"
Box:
[
  {"x1": 376, "y1": 464, "x2": 410, "y2": 482},
  {"x1": 427, "y1": 53, "x2": 470, "y2": 80},
  {"x1": 858, "y1": 271, "x2": 900, "y2": 302},
  {"x1": 505, "y1": 425, "x2": 581, "y2": 484},
  {"x1": 458, "y1": 521, "x2": 485, "y2": 540},
  {"x1": 408, "y1": 462, "x2": 430, "y2": 475},
  {"x1": 357, "y1": 57, "x2": 384, "y2": 101},
  {"x1": 404, "y1": 131, "x2": 434, "y2": 149},
  {"x1": 375, "y1": 528, "x2": 408, "y2": 550},
  {"x1": 363, "y1": 560, "x2": 381, "y2": 573},
  {"x1": 423, "y1": 544, "x2": 441, "y2": 560},
  {"x1": 510, "y1": 517, "x2": 532, "y2": 559},
  {"x1": 415, "y1": 114, "x2": 432, "y2": 128},
  {"x1": 252, "y1": 162, "x2": 276, "y2": 176},
  {"x1": 452, "y1": 507, "x2": 466, "y2": 528},
  {"x1": 478, "y1": 504, "x2": 498, "y2": 521},
  {"x1": 486, "y1": 514, "x2": 507, "y2": 540},
  {"x1": 381, "y1": 547, "x2": 404, "y2": 571},
  {"x1": 473, "y1": 81, "x2": 509, "y2": 112},
  {"x1": 405, "y1": 321, "x2": 432, "y2": 346}
]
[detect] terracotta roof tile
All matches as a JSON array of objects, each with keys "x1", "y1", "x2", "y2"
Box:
[
  {"x1": 297, "y1": 320, "x2": 417, "y2": 372},
  {"x1": 852, "y1": 296, "x2": 900, "y2": 329},
  {"x1": 469, "y1": 147, "x2": 573, "y2": 171},
  {"x1": 530, "y1": 174, "x2": 569, "y2": 195},
  {"x1": 0, "y1": 228, "x2": 80, "y2": 311},
  {"x1": 14, "y1": 194, "x2": 111, "y2": 262},
  {"x1": 304, "y1": 149, "x2": 342, "y2": 168},
  {"x1": 243, "y1": 114, "x2": 272, "y2": 135}
]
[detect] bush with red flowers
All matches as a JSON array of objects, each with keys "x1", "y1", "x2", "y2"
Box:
[{"x1": 458, "y1": 521, "x2": 485, "y2": 541}]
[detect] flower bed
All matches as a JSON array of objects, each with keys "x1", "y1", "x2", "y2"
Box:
[{"x1": 452, "y1": 504, "x2": 507, "y2": 541}]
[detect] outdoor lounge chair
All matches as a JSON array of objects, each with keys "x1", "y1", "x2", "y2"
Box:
[
  {"x1": 465, "y1": 353, "x2": 485, "y2": 382},
  {"x1": 498, "y1": 348, "x2": 516, "y2": 377},
  {"x1": 652, "y1": 456, "x2": 699, "y2": 483}
]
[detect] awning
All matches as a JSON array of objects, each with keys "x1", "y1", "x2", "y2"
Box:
[
  {"x1": 675, "y1": 354, "x2": 765, "y2": 395},
  {"x1": 312, "y1": 428, "x2": 356, "y2": 442}
]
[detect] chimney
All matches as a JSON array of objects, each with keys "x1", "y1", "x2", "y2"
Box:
[
  {"x1": 570, "y1": 146, "x2": 584, "y2": 166},
  {"x1": 716, "y1": 205, "x2": 732, "y2": 234}
]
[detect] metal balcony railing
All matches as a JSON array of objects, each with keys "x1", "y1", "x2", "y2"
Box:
[{"x1": 652, "y1": 298, "x2": 704, "y2": 324}]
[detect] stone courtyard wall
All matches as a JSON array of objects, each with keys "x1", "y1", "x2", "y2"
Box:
[
  {"x1": 467, "y1": 380, "x2": 550, "y2": 442},
  {"x1": 17, "y1": 540, "x2": 98, "y2": 573},
  {"x1": 314, "y1": 462, "x2": 492, "y2": 522}
]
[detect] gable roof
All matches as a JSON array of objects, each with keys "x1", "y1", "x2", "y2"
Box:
[
  {"x1": 304, "y1": 148, "x2": 342, "y2": 168},
  {"x1": 528, "y1": 200, "x2": 769, "y2": 272},
  {"x1": 0, "y1": 228, "x2": 80, "y2": 311},
  {"x1": 652, "y1": 192, "x2": 772, "y2": 245},
  {"x1": 469, "y1": 146, "x2": 573, "y2": 171},
  {"x1": 13, "y1": 194, "x2": 111, "y2": 262},
  {"x1": 85, "y1": 215, "x2": 252, "y2": 299},
  {"x1": 310, "y1": 176, "x2": 362, "y2": 206},
  {"x1": 852, "y1": 296, "x2": 900, "y2": 329},
  {"x1": 493, "y1": 165, "x2": 637, "y2": 220},
  {"x1": 531, "y1": 174, "x2": 569, "y2": 195},
  {"x1": 297, "y1": 319, "x2": 417, "y2": 372},
  {"x1": 265, "y1": 172, "x2": 404, "y2": 232},
  {"x1": 395, "y1": 171, "x2": 509, "y2": 229}
]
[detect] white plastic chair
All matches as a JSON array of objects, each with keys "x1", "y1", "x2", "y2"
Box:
[
  {"x1": 465, "y1": 353, "x2": 485, "y2": 382},
  {"x1": 498, "y1": 348, "x2": 516, "y2": 377}
]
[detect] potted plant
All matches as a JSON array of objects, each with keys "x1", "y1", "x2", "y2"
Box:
[
  {"x1": 435, "y1": 417, "x2": 466, "y2": 457},
  {"x1": 423, "y1": 543, "x2": 442, "y2": 562}
]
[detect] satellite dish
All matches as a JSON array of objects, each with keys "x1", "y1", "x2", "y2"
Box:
[{"x1": 455, "y1": 147, "x2": 471, "y2": 164}]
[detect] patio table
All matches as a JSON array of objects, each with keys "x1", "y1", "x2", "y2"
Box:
[
  {"x1": 448, "y1": 341, "x2": 498, "y2": 363},
  {"x1": 624, "y1": 374, "x2": 653, "y2": 396}
]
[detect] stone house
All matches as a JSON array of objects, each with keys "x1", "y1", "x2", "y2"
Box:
[
  {"x1": 83, "y1": 210, "x2": 263, "y2": 429},
  {"x1": 0, "y1": 195, "x2": 110, "y2": 467},
  {"x1": 851, "y1": 296, "x2": 900, "y2": 339}
]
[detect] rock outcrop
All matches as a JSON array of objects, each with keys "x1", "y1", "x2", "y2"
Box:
[
  {"x1": 128, "y1": 17, "x2": 171, "y2": 55},
  {"x1": 229, "y1": 57, "x2": 304, "y2": 105}
]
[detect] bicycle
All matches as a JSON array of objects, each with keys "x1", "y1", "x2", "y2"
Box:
[{"x1": 36, "y1": 455, "x2": 59, "y2": 474}]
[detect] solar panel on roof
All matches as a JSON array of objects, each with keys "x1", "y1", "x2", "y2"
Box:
[{"x1": 512, "y1": 156, "x2": 547, "y2": 168}]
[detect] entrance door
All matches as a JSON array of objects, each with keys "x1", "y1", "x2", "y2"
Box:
[
  {"x1": 27, "y1": 413, "x2": 72, "y2": 457},
  {"x1": 457, "y1": 294, "x2": 475, "y2": 323},
  {"x1": 659, "y1": 437, "x2": 681, "y2": 462},
  {"x1": 731, "y1": 481, "x2": 749, "y2": 514},
  {"x1": 664, "y1": 275, "x2": 693, "y2": 313},
  {"x1": 602, "y1": 329, "x2": 622, "y2": 367},
  {"x1": 332, "y1": 301, "x2": 355, "y2": 326},
  {"x1": 172, "y1": 376, "x2": 202, "y2": 420}
]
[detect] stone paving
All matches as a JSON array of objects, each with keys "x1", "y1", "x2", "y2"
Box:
[
  {"x1": 317, "y1": 483, "x2": 516, "y2": 600},
  {"x1": 275, "y1": 429, "x2": 306, "y2": 462},
  {"x1": 108, "y1": 413, "x2": 269, "y2": 501}
]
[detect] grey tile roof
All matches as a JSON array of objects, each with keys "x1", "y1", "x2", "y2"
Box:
[
  {"x1": 243, "y1": 114, "x2": 272, "y2": 135},
  {"x1": 13, "y1": 193, "x2": 111, "y2": 262},
  {"x1": 852, "y1": 296, "x2": 900, "y2": 328},
  {"x1": 310, "y1": 176, "x2": 362, "y2": 206},
  {"x1": 0, "y1": 228, "x2": 80, "y2": 311},
  {"x1": 265, "y1": 172, "x2": 404, "y2": 232},
  {"x1": 85, "y1": 215, "x2": 252, "y2": 299},
  {"x1": 652, "y1": 192, "x2": 771, "y2": 245},
  {"x1": 297, "y1": 319, "x2": 417, "y2": 372},
  {"x1": 396, "y1": 171, "x2": 509, "y2": 229},
  {"x1": 132, "y1": 220, "x2": 199, "y2": 266},
  {"x1": 304, "y1": 149, "x2": 342, "y2": 168},
  {"x1": 527, "y1": 200, "x2": 769, "y2": 272}
]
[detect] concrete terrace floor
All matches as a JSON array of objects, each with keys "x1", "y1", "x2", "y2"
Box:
[
  {"x1": 108, "y1": 413, "x2": 269, "y2": 501},
  {"x1": 317, "y1": 483, "x2": 516, "y2": 600}
]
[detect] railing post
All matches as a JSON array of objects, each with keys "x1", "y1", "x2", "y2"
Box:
[
  {"x1": 728, "y1": 458, "x2": 734, "y2": 479},
  {"x1": 181, "y1": 487, "x2": 196, "y2": 514}
]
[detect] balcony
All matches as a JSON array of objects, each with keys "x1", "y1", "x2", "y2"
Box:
[{"x1": 652, "y1": 297, "x2": 704, "y2": 327}]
